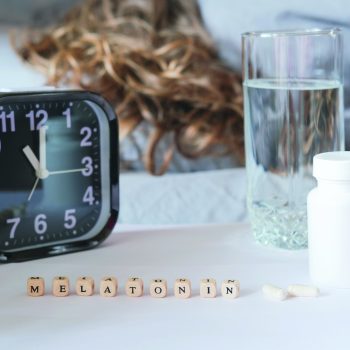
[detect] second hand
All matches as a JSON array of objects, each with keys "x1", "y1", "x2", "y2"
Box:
[{"x1": 28, "y1": 177, "x2": 40, "y2": 202}]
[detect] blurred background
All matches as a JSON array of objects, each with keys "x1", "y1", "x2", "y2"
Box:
[
  {"x1": 1, "y1": 0, "x2": 349, "y2": 87},
  {"x1": 0, "y1": 0, "x2": 349, "y2": 225}
]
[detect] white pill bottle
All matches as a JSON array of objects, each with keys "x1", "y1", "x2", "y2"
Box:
[{"x1": 308, "y1": 152, "x2": 350, "y2": 288}]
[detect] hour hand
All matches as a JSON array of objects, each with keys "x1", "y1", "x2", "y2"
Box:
[
  {"x1": 23, "y1": 145, "x2": 48, "y2": 179},
  {"x1": 23, "y1": 145, "x2": 40, "y2": 171}
]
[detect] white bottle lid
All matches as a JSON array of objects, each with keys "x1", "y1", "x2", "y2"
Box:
[{"x1": 313, "y1": 151, "x2": 350, "y2": 181}]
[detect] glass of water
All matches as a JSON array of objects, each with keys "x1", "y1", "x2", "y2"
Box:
[{"x1": 242, "y1": 28, "x2": 344, "y2": 249}]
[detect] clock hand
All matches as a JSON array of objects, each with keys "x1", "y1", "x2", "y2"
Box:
[
  {"x1": 49, "y1": 168, "x2": 86, "y2": 175},
  {"x1": 28, "y1": 177, "x2": 40, "y2": 201},
  {"x1": 23, "y1": 145, "x2": 48, "y2": 180},
  {"x1": 38, "y1": 126, "x2": 49, "y2": 179},
  {"x1": 23, "y1": 145, "x2": 40, "y2": 171}
]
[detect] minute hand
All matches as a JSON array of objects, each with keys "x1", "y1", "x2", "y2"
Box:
[
  {"x1": 39, "y1": 126, "x2": 48, "y2": 170},
  {"x1": 49, "y1": 168, "x2": 85, "y2": 175},
  {"x1": 39, "y1": 126, "x2": 49, "y2": 179}
]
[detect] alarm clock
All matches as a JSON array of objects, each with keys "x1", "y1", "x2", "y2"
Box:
[{"x1": 0, "y1": 90, "x2": 119, "y2": 262}]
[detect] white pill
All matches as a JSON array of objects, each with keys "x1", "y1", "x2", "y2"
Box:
[
  {"x1": 262, "y1": 284, "x2": 288, "y2": 301},
  {"x1": 287, "y1": 284, "x2": 320, "y2": 297}
]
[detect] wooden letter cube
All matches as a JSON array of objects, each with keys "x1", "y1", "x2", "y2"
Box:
[
  {"x1": 100, "y1": 277, "x2": 118, "y2": 297},
  {"x1": 150, "y1": 279, "x2": 167, "y2": 298},
  {"x1": 76, "y1": 276, "x2": 94, "y2": 296},
  {"x1": 125, "y1": 277, "x2": 143, "y2": 297},
  {"x1": 174, "y1": 278, "x2": 191, "y2": 299},
  {"x1": 27, "y1": 277, "x2": 45, "y2": 296},
  {"x1": 221, "y1": 280, "x2": 240, "y2": 299},
  {"x1": 53, "y1": 276, "x2": 70, "y2": 297},
  {"x1": 200, "y1": 278, "x2": 217, "y2": 298}
]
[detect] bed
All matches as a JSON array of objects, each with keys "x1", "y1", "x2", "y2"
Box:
[{"x1": 0, "y1": 26, "x2": 249, "y2": 226}]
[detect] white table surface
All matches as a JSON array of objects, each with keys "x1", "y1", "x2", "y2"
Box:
[{"x1": 1, "y1": 223, "x2": 350, "y2": 350}]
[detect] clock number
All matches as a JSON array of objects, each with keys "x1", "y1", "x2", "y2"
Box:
[
  {"x1": 83, "y1": 186, "x2": 95, "y2": 206},
  {"x1": 80, "y1": 127, "x2": 92, "y2": 147},
  {"x1": 26, "y1": 110, "x2": 48, "y2": 131},
  {"x1": 62, "y1": 107, "x2": 72, "y2": 128},
  {"x1": 26, "y1": 111, "x2": 35, "y2": 130},
  {"x1": 82, "y1": 157, "x2": 93, "y2": 176},
  {"x1": 64, "y1": 209, "x2": 77, "y2": 229},
  {"x1": 34, "y1": 214, "x2": 47, "y2": 235},
  {"x1": 0, "y1": 111, "x2": 15, "y2": 133},
  {"x1": 6, "y1": 217, "x2": 20, "y2": 239},
  {"x1": 36, "y1": 110, "x2": 48, "y2": 129}
]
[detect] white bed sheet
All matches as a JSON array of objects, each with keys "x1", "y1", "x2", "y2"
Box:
[{"x1": 119, "y1": 168, "x2": 248, "y2": 225}]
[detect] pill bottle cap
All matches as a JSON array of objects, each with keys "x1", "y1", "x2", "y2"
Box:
[{"x1": 313, "y1": 152, "x2": 350, "y2": 181}]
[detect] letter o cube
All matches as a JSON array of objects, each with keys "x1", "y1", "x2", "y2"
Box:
[{"x1": 150, "y1": 279, "x2": 167, "y2": 298}]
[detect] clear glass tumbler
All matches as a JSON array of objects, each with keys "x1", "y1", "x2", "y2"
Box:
[{"x1": 242, "y1": 28, "x2": 344, "y2": 249}]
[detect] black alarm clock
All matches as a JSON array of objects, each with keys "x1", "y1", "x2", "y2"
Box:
[{"x1": 0, "y1": 90, "x2": 119, "y2": 262}]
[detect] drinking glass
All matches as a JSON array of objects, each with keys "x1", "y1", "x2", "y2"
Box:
[{"x1": 242, "y1": 28, "x2": 344, "y2": 249}]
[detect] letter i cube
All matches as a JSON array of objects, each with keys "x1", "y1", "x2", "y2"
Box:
[
  {"x1": 27, "y1": 277, "x2": 45, "y2": 296},
  {"x1": 53, "y1": 276, "x2": 70, "y2": 297},
  {"x1": 200, "y1": 278, "x2": 217, "y2": 298}
]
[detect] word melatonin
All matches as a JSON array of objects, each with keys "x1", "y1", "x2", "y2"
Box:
[{"x1": 27, "y1": 276, "x2": 240, "y2": 299}]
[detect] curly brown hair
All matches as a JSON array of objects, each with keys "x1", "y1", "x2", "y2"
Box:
[{"x1": 12, "y1": 0, "x2": 244, "y2": 175}]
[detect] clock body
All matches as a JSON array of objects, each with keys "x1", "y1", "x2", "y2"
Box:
[{"x1": 0, "y1": 90, "x2": 119, "y2": 262}]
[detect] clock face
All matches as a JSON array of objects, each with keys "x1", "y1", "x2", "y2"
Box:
[{"x1": 0, "y1": 93, "x2": 113, "y2": 253}]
